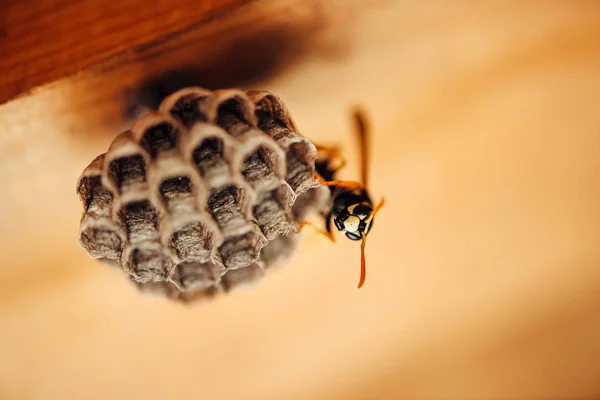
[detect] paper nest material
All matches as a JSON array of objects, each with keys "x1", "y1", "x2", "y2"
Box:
[{"x1": 77, "y1": 88, "x2": 330, "y2": 302}]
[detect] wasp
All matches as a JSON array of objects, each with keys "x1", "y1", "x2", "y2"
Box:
[{"x1": 295, "y1": 109, "x2": 385, "y2": 288}]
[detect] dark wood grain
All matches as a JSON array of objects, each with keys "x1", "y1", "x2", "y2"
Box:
[
  {"x1": 0, "y1": 0, "x2": 344, "y2": 145},
  {"x1": 0, "y1": 0, "x2": 253, "y2": 104}
]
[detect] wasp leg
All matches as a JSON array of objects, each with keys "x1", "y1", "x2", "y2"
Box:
[
  {"x1": 313, "y1": 174, "x2": 362, "y2": 190},
  {"x1": 289, "y1": 116, "x2": 299, "y2": 132},
  {"x1": 325, "y1": 210, "x2": 334, "y2": 235},
  {"x1": 296, "y1": 221, "x2": 336, "y2": 243},
  {"x1": 315, "y1": 143, "x2": 343, "y2": 156},
  {"x1": 288, "y1": 116, "x2": 347, "y2": 172},
  {"x1": 315, "y1": 144, "x2": 347, "y2": 171}
]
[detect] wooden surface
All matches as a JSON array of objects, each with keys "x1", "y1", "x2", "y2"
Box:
[
  {"x1": 1, "y1": 1, "x2": 600, "y2": 399},
  {"x1": 0, "y1": 0, "x2": 251, "y2": 104}
]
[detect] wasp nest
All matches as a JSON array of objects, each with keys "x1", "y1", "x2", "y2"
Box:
[{"x1": 77, "y1": 88, "x2": 329, "y2": 302}]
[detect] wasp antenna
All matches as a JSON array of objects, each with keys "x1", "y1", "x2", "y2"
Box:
[
  {"x1": 373, "y1": 197, "x2": 386, "y2": 214},
  {"x1": 352, "y1": 107, "x2": 370, "y2": 189},
  {"x1": 296, "y1": 221, "x2": 336, "y2": 243},
  {"x1": 358, "y1": 198, "x2": 384, "y2": 289},
  {"x1": 313, "y1": 173, "x2": 362, "y2": 190},
  {"x1": 358, "y1": 232, "x2": 367, "y2": 288}
]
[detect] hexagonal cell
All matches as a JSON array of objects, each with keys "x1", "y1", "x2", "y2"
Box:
[
  {"x1": 134, "y1": 279, "x2": 179, "y2": 298},
  {"x1": 127, "y1": 243, "x2": 171, "y2": 282},
  {"x1": 218, "y1": 229, "x2": 266, "y2": 270},
  {"x1": 78, "y1": 156, "x2": 125, "y2": 261},
  {"x1": 292, "y1": 185, "x2": 330, "y2": 223},
  {"x1": 255, "y1": 116, "x2": 317, "y2": 195},
  {"x1": 78, "y1": 154, "x2": 107, "y2": 207},
  {"x1": 170, "y1": 221, "x2": 214, "y2": 262},
  {"x1": 108, "y1": 154, "x2": 147, "y2": 193},
  {"x1": 139, "y1": 121, "x2": 178, "y2": 159},
  {"x1": 285, "y1": 141, "x2": 317, "y2": 193},
  {"x1": 79, "y1": 175, "x2": 112, "y2": 216},
  {"x1": 207, "y1": 185, "x2": 251, "y2": 235},
  {"x1": 259, "y1": 233, "x2": 300, "y2": 269},
  {"x1": 241, "y1": 145, "x2": 281, "y2": 190},
  {"x1": 79, "y1": 225, "x2": 123, "y2": 261},
  {"x1": 175, "y1": 286, "x2": 221, "y2": 303},
  {"x1": 221, "y1": 263, "x2": 265, "y2": 292},
  {"x1": 253, "y1": 111, "x2": 293, "y2": 142},
  {"x1": 135, "y1": 278, "x2": 221, "y2": 302},
  {"x1": 217, "y1": 99, "x2": 247, "y2": 127},
  {"x1": 118, "y1": 200, "x2": 159, "y2": 243},
  {"x1": 159, "y1": 176, "x2": 195, "y2": 213},
  {"x1": 172, "y1": 261, "x2": 224, "y2": 291},
  {"x1": 253, "y1": 186, "x2": 295, "y2": 240},
  {"x1": 167, "y1": 92, "x2": 210, "y2": 128},
  {"x1": 208, "y1": 90, "x2": 256, "y2": 128},
  {"x1": 192, "y1": 137, "x2": 228, "y2": 178},
  {"x1": 248, "y1": 90, "x2": 293, "y2": 131}
]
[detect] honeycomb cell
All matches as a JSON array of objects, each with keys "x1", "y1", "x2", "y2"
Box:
[
  {"x1": 221, "y1": 263, "x2": 265, "y2": 292},
  {"x1": 253, "y1": 185, "x2": 295, "y2": 240},
  {"x1": 159, "y1": 176, "x2": 194, "y2": 212},
  {"x1": 161, "y1": 88, "x2": 211, "y2": 128},
  {"x1": 241, "y1": 145, "x2": 282, "y2": 191},
  {"x1": 77, "y1": 155, "x2": 125, "y2": 261},
  {"x1": 170, "y1": 221, "x2": 214, "y2": 262},
  {"x1": 79, "y1": 224, "x2": 123, "y2": 261},
  {"x1": 192, "y1": 137, "x2": 228, "y2": 178},
  {"x1": 139, "y1": 122, "x2": 178, "y2": 159},
  {"x1": 108, "y1": 154, "x2": 147, "y2": 193},
  {"x1": 119, "y1": 200, "x2": 159, "y2": 243},
  {"x1": 208, "y1": 185, "x2": 252, "y2": 235},
  {"x1": 125, "y1": 241, "x2": 172, "y2": 282},
  {"x1": 285, "y1": 141, "x2": 318, "y2": 194},
  {"x1": 218, "y1": 228, "x2": 267, "y2": 270},
  {"x1": 172, "y1": 261, "x2": 224, "y2": 291}
]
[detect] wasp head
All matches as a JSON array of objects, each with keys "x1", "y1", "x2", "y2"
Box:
[{"x1": 334, "y1": 203, "x2": 375, "y2": 241}]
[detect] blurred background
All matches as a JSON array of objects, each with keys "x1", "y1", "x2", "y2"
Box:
[{"x1": 1, "y1": 0, "x2": 600, "y2": 398}]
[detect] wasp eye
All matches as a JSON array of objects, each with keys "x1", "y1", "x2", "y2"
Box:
[
  {"x1": 334, "y1": 218, "x2": 345, "y2": 232},
  {"x1": 353, "y1": 204, "x2": 373, "y2": 219},
  {"x1": 345, "y1": 231, "x2": 362, "y2": 241},
  {"x1": 334, "y1": 209, "x2": 350, "y2": 232}
]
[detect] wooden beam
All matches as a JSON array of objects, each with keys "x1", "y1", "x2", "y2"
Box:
[{"x1": 0, "y1": 0, "x2": 253, "y2": 104}]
